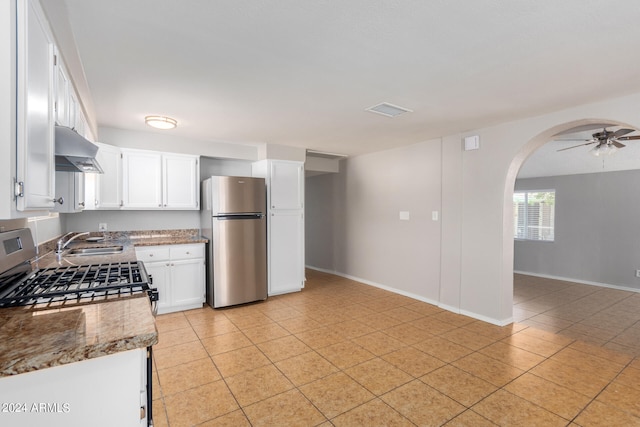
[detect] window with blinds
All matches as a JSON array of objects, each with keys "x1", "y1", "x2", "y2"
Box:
[{"x1": 513, "y1": 190, "x2": 555, "y2": 241}]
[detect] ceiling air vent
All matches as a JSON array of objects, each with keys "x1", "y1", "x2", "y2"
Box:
[{"x1": 365, "y1": 102, "x2": 413, "y2": 118}]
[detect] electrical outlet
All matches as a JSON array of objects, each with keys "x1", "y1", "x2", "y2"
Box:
[
  {"x1": 636, "y1": 270, "x2": 640, "y2": 278},
  {"x1": 98, "y1": 223, "x2": 107, "y2": 232}
]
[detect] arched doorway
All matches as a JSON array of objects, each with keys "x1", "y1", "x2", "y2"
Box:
[{"x1": 501, "y1": 118, "x2": 637, "y2": 322}]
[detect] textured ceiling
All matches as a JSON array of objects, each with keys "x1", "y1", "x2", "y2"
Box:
[{"x1": 61, "y1": 0, "x2": 640, "y2": 156}]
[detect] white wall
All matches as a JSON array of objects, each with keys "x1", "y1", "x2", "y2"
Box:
[
  {"x1": 307, "y1": 92, "x2": 640, "y2": 325},
  {"x1": 450, "y1": 93, "x2": 640, "y2": 324},
  {"x1": 62, "y1": 210, "x2": 199, "y2": 232},
  {"x1": 200, "y1": 157, "x2": 253, "y2": 179},
  {"x1": 27, "y1": 215, "x2": 63, "y2": 247},
  {"x1": 514, "y1": 170, "x2": 640, "y2": 290},
  {"x1": 307, "y1": 139, "x2": 443, "y2": 303},
  {"x1": 305, "y1": 174, "x2": 336, "y2": 271}
]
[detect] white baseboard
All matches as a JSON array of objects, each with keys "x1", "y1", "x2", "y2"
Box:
[
  {"x1": 305, "y1": 265, "x2": 509, "y2": 326},
  {"x1": 514, "y1": 270, "x2": 640, "y2": 294}
]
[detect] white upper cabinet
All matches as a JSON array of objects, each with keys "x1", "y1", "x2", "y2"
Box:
[
  {"x1": 54, "y1": 52, "x2": 70, "y2": 127},
  {"x1": 122, "y1": 149, "x2": 163, "y2": 209},
  {"x1": 269, "y1": 161, "x2": 304, "y2": 210},
  {"x1": 84, "y1": 143, "x2": 122, "y2": 209},
  {"x1": 163, "y1": 154, "x2": 200, "y2": 209},
  {"x1": 53, "y1": 172, "x2": 85, "y2": 213},
  {"x1": 15, "y1": 0, "x2": 56, "y2": 211},
  {"x1": 122, "y1": 149, "x2": 199, "y2": 210}
]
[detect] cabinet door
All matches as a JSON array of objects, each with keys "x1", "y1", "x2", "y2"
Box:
[
  {"x1": 68, "y1": 90, "x2": 78, "y2": 131},
  {"x1": 94, "y1": 143, "x2": 122, "y2": 209},
  {"x1": 170, "y1": 259, "x2": 205, "y2": 308},
  {"x1": 269, "y1": 211, "x2": 304, "y2": 295},
  {"x1": 269, "y1": 161, "x2": 303, "y2": 210},
  {"x1": 144, "y1": 261, "x2": 170, "y2": 315},
  {"x1": 53, "y1": 172, "x2": 84, "y2": 213},
  {"x1": 163, "y1": 154, "x2": 199, "y2": 209},
  {"x1": 54, "y1": 53, "x2": 69, "y2": 126},
  {"x1": 122, "y1": 150, "x2": 162, "y2": 208},
  {"x1": 16, "y1": 0, "x2": 55, "y2": 211}
]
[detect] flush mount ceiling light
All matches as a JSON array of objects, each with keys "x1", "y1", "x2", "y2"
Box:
[
  {"x1": 365, "y1": 102, "x2": 413, "y2": 118},
  {"x1": 145, "y1": 115, "x2": 177, "y2": 130}
]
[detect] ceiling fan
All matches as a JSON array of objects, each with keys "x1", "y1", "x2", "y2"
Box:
[{"x1": 556, "y1": 128, "x2": 640, "y2": 156}]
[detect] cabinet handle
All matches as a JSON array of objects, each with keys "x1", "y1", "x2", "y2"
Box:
[
  {"x1": 186, "y1": 252, "x2": 190, "y2": 255},
  {"x1": 149, "y1": 254, "x2": 153, "y2": 257},
  {"x1": 95, "y1": 199, "x2": 99, "y2": 206},
  {"x1": 78, "y1": 202, "x2": 85, "y2": 207},
  {"x1": 52, "y1": 197, "x2": 64, "y2": 205},
  {"x1": 158, "y1": 204, "x2": 162, "y2": 207},
  {"x1": 166, "y1": 263, "x2": 170, "y2": 266}
]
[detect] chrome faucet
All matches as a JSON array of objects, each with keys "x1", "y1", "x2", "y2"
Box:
[{"x1": 55, "y1": 232, "x2": 90, "y2": 254}]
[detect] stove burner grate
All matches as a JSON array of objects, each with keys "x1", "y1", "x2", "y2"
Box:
[{"x1": 0, "y1": 261, "x2": 152, "y2": 308}]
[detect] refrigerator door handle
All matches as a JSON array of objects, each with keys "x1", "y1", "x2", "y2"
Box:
[{"x1": 214, "y1": 213, "x2": 265, "y2": 220}]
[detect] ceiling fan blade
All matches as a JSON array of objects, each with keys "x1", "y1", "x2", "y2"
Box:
[
  {"x1": 617, "y1": 135, "x2": 640, "y2": 141},
  {"x1": 556, "y1": 141, "x2": 597, "y2": 152},
  {"x1": 611, "y1": 141, "x2": 626, "y2": 148},
  {"x1": 612, "y1": 128, "x2": 634, "y2": 138}
]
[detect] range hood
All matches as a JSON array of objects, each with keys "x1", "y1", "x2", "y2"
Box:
[{"x1": 54, "y1": 125, "x2": 103, "y2": 173}]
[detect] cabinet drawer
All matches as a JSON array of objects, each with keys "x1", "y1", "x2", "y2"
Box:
[
  {"x1": 135, "y1": 246, "x2": 170, "y2": 262},
  {"x1": 170, "y1": 244, "x2": 204, "y2": 260}
]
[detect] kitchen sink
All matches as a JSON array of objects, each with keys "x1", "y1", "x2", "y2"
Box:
[{"x1": 65, "y1": 246, "x2": 124, "y2": 256}]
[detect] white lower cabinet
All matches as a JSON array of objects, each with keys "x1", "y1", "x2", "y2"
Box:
[
  {"x1": 0, "y1": 349, "x2": 147, "y2": 427},
  {"x1": 136, "y1": 244, "x2": 205, "y2": 314}
]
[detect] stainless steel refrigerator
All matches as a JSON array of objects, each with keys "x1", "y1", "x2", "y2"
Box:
[{"x1": 200, "y1": 176, "x2": 267, "y2": 308}]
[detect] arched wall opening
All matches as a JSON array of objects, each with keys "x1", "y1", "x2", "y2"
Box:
[{"x1": 501, "y1": 118, "x2": 637, "y2": 321}]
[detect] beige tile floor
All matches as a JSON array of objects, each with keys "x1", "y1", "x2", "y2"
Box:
[
  {"x1": 151, "y1": 270, "x2": 640, "y2": 426},
  {"x1": 514, "y1": 273, "x2": 640, "y2": 356}
]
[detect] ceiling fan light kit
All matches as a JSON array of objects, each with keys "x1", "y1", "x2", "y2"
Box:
[{"x1": 590, "y1": 144, "x2": 618, "y2": 157}]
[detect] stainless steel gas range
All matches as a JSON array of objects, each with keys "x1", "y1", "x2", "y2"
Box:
[{"x1": 0, "y1": 227, "x2": 157, "y2": 427}]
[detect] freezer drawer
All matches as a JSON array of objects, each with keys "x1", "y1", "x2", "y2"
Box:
[{"x1": 210, "y1": 216, "x2": 267, "y2": 308}]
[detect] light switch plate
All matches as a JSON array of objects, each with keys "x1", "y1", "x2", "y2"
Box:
[
  {"x1": 432, "y1": 211, "x2": 439, "y2": 221},
  {"x1": 399, "y1": 211, "x2": 410, "y2": 221}
]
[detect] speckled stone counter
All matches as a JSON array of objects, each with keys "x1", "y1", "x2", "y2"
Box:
[
  {"x1": 0, "y1": 229, "x2": 206, "y2": 377},
  {"x1": 34, "y1": 229, "x2": 207, "y2": 268},
  {"x1": 0, "y1": 295, "x2": 156, "y2": 377}
]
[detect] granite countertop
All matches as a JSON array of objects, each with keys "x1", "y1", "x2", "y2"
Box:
[
  {"x1": 0, "y1": 230, "x2": 207, "y2": 377},
  {"x1": 0, "y1": 295, "x2": 156, "y2": 377},
  {"x1": 34, "y1": 229, "x2": 208, "y2": 268}
]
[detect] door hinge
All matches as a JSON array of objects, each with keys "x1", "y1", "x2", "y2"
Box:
[
  {"x1": 53, "y1": 54, "x2": 57, "y2": 66},
  {"x1": 14, "y1": 180, "x2": 24, "y2": 198}
]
